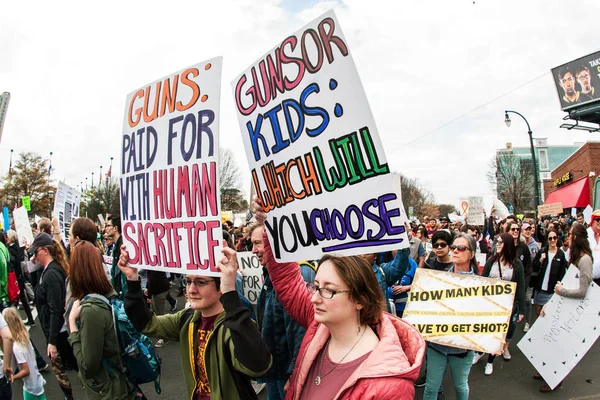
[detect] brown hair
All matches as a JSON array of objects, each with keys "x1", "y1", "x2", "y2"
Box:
[
  {"x1": 318, "y1": 254, "x2": 385, "y2": 326},
  {"x1": 71, "y1": 217, "x2": 98, "y2": 244},
  {"x1": 570, "y1": 223, "x2": 592, "y2": 266},
  {"x1": 45, "y1": 239, "x2": 70, "y2": 276},
  {"x1": 38, "y1": 218, "x2": 52, "y2": 234},
  {"x1": 70, "y1": 241, "x2": 113, "y2": 300}
]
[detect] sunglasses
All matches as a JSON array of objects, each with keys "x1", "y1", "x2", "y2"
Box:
[
  {"x1": 548, "y1": 236, "x2": 558, "y2": 241},
  {"x1": 433, "y1": 242, "x2": 448, "y2": 249},
  {"x1": 496, "y1": 240, "x2": 503, "y2": 245},
  {"x1": 510, "y1": 228, "x2": 520, "y2": 232},
  {"x1": 450, "y1": 245, "x2": 469, "y2": 252}
]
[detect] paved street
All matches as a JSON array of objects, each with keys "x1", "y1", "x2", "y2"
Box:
[{"x1": 12, "y1": 292, "x2": 600, "y2": 399}]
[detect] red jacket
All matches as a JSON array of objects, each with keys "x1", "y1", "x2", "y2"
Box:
[{"x1": 264, "y1": 233, "x2": 425, "y2": 400}]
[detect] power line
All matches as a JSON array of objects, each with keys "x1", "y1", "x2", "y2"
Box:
[{"x1": 401, "y1": 72, "x2": 551, "y2": 147}]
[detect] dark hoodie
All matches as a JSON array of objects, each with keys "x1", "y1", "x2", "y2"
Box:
[{"x1": 35, "y1": 260, "x2": 68, "y2": 346}]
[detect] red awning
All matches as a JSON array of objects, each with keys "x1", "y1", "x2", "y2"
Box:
[{"x1": 545, "y1": 177, "x2": 590, "y2": 208}]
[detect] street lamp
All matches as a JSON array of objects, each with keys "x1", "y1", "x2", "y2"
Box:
[
  {"x1": 504, "y1": 110, "x2": 540, "y2": 213},
  {"x1": 48, "y1": 190, "x2": 54, "y2": 218}
]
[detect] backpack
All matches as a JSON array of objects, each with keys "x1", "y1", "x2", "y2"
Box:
[
  {"x1": 0, "y1": 245, "x2": 19, "y2": 304},
  {"x1": 84, "y1": 294, "x2": 162, "y2": 394}
]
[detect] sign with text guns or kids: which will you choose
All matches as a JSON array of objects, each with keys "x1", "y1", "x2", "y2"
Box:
[
  {"x1": 403, "y1": 269, "x2": 516, "y2": 354},
  {"x1": 120, "y1": 58, "x2": 223, "y2": 276},
  {"x1": 232, "y1": 10, "x2": 409, "y2": 262}
]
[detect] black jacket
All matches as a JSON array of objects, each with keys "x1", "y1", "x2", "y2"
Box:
[
  {"x1": 147, "y1": 270, "x2": 170, "y2": 297},
  {"x1": 7, "y1": 243, "x2": 24, "y2": 279},
  {"x1": 35, "y1": 261, "x2": 68, "y2": 346},
  {"x1": 531, "y1": 247, "x2": 568, "y2": 293},
  {"x1": 516, "y1": 241, "x2": 532, "y2": 284}
]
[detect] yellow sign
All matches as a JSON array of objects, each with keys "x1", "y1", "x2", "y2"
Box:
[{"x1": 403, "y1": 269, "x2": 516, "y2": 354}]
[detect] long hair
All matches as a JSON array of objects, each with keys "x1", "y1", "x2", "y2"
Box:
[
  {"x1": 491, "y1": 233, "x2": 517, "y2": 266},
  {"x1": 570, "y1": 224, "x2": 592, "y2": 266},
  {"x1": 2, "y1": 307, "x2": 29, "y2": 345},
  {"x1": 46, "y1": 240, "x2": 70, "y2": 276},
  {"x1": 70, "y1": 241, "x2": 113, "y2": 300},
  {"x1": 318, "y1": 254, "x2": 385, "y2": 326}
]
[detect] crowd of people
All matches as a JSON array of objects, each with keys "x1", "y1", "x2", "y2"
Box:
[{"x1": 0, "y1": 204, "x2": 595, "y2": 399}]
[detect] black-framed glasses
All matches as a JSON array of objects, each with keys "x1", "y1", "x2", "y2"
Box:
[
  {"x1": 185, "y1": 278, "x2": 215, "y2": 287},
  {"x1": 548, "y1": 236, "x2": 558, "y2": 241},
  {"x1": 433, "y1": 242, "x2": 448, "y2": 249},
  {"x1": 306, "y1": 282, "x2": 349, "y2": 299},
  {"x1": 450, "y1": 245, "x2": 469, "y2": 252}
]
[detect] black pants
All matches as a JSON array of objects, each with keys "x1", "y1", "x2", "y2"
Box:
[
  {"x1": 17, "y1": 276, "x2": 34, "y2": 323},
  {"x1": 0, "y1": 377, "x2": 11, "y2": 400}
]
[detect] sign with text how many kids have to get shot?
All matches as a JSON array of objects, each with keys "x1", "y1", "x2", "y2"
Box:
[{"x1": 232, "y1": 10, "x2": 409, "y2": 262}]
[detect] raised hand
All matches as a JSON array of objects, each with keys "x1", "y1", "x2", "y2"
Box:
[{"x1": 118, "y1": 244, "x2": 139, "y2": 281}]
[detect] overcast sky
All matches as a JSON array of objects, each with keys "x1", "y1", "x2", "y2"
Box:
[{"x1": 1, "y1": 0, "x2": 599, "y2": 209}]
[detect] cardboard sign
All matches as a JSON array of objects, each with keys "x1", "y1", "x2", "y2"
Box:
[
  {"x1": 468, "y1": 196, "x2": 484, "y2": 226},
  {"x1": 538, "y1": 202, "x2": 563, "y2": 217},
  {"x1": 403, "y1": 268, "x2": 516, "y2": 354},
  {"x1": 21, "y1": 196, "x2": 31, "y2": 212},
  {"x1": 236, "y1": 251, "x2": 264, "y2": 304},
  {"x1": 518, "y1": 266, "x2": 600, "y2": 389},
  {"x1": 13, "y1": 206, "x2": 34, "y2": 247},
  {"x1": 120, "y1": 58, "x2": 223, "y2": 276},
  {"x1": 52, "y1": 182, "x2": 81, "y2": 245},
  {"x1": 232, "y1": 10, "x2": 409, "y2": 262}
]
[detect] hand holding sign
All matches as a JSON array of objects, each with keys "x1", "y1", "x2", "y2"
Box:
[
  {"x1": 252, "y1": 195, "x2": 267, "y2": 226},
  {"x1": 118, "y1": 244, "x2": 139, "y2": 281}
]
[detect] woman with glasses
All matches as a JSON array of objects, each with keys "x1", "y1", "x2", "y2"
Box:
[
  {"x1": 117, "y1": 245, "x2": 272, "y2": 399},
  {"x1": 67, "y1": 241, "x2": 137, "y2": 399},
  {"x1": 423, "y1": 233, "x2": 478, "y2": 400},
  {"x1": 473, "y1": 233, "x2": 525, "y2": 376},
  {"x1": 252, "y1": 203, "x2": 425, "y2": 400},
  {"x1": 531, "y1": 229, "x2": 567, "y2": 313}
]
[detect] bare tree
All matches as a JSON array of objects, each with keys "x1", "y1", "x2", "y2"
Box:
[
  {"x1": 487, "y1": 152, "x2": 534, "y2": 214},
  {"x1": 396, "y1": 173, "x2": 438, "y2": 220},
  {"x1": 219, "y1": 148, "x2": 248, "y2": 212}
]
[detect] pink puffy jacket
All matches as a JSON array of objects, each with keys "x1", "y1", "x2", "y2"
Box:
[{"x1": 263, "y1": 232, "x2": 425, "y2": 400}]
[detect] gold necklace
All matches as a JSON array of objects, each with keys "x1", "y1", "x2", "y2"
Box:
[{"x1": 315, "y1": 327, "x2": 366, "y2": 386}]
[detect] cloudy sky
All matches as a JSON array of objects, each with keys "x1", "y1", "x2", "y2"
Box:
[{"x1": 1, "y1": 0, "x2": 599, "y2": 209}]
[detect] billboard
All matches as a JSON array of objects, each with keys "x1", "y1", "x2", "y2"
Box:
[{"x1": 552, "y1": 50, "x2": 600, "y2": 111}]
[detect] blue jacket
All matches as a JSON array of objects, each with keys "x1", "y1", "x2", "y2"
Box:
[
  {"x1": 393, "y1": 258, "x2": 418, "y2": 313},
  {"x1": 257, "y1": 264, "x2": 315, "y2": 381},
  {"x1": 372, "y1": 248, "x2": 410, "y2": 313}
]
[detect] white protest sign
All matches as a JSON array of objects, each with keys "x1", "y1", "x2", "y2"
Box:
[
  {"x1": 236, "y1": 251, "x2": 264, "y2": 304},
  {"x1": 120, "y1": 58, "x2": 223, "y2": 276},
  {"x1": 468, "y1": 196, "x2": 484, "y2": 226},
  {"x1": 13, "y1": 206, "x2": 34, "y2": 247},
  {"x1": 583, "y1": 205, "x2": 593, "y2": 223},
  {"x1": 492, "y1": 198, "x2": 510, "y2": 218},
  {"x1": 52, "y1": 181, "x2": 81, "y2": 245},
  {"x1": 403, "y1": 268, "x2": 515, "y2": 354},
  {"x1": 98, "y1": 214, "x2": 105, "y2": 227},
  {"x1": 571, "y1": 207, "x2": 576, "y2": 217},
  {"x1": 232, "y1": 10, "x2": 409, "y2": 262},
  {"x1": 517, "y1": 266, "x2": 600, "y2": 390}
]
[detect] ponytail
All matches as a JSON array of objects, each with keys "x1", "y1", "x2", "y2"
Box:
[{"x1": 48, "y1": 240, "x2": 70, "y2": 276}]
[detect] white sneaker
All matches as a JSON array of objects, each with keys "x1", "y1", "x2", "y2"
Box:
[
  {"x1": 523, "y1": 322, "x2": 530, "y2": 333},
  {"x1": 484, "y1": 363, "x2": 493, "y2": 376},
  {"x1": 155, "y1": 339, "x2": 168, "y2": 348},
  {"x1": 503, "y1": 348, "x2": 512, "y2": 360},
  {"x1": 472, "y1": 352, "x2": 483, "y2": 365}
]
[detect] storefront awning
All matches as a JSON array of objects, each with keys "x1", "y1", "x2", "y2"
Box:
[{"x1": 545, "y1": 176, "x2": 590, "y2": 208}]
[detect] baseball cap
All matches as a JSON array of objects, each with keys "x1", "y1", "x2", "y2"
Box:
[
  {"x1": 29, "y1": 232, "x2": 53, "y2": 254},
  {"x1": 522, "y1": 222, "x2": 532, "y2": 230}
]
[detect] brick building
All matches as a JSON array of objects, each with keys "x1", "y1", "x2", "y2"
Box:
[{"x1": 543, "y1": 141, "x2": 600, "y2": 211}]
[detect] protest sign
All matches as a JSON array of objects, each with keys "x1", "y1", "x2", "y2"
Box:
[
  {"x1": 232, "y1": 10, "x2": 409, "y2": 262},
  {"x1": 391, "y1": 173, "x2": 409, "y2": 226},
  {"x1": 468, "y1": 196, "x2": 484, "y2": 225},
  {"x1": 236, "y1": 251, "x2": 264, "y2": 304},
  {"x1": 518, "y1": 266, "x2": 600, "y2": 390},
  {"x1": 22, "y1": 196, "x2": 31, "y2": 211},
  {"x1": 13, "y1": 206, "x2": 34, "y2": 247},
  {"x1": 538, "y1": 201, "x2": 563, "y2": 217},
  {"x1": 403, "y1": 268, "x2": 515, "y2": 354},
  {"x1": 98, "y1": 214, "x2": 105, "y2": 227},
  {"x1": 583, "y1": 205, "x2": 593, "y2": 222},
  {"x1": 460, "y1": 198, "x2": 469, "y2": 215},
  {"x1": 120, "y1": 58, "x2": 223, "y2": 276},
  {"x1": 2, "y1": 207, "x2": 9, "y2": 231},
  {"x1": 53, "y1": 181, "x2": 81, "y2": 245}
]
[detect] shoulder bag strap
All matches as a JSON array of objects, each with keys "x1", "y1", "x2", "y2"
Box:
[{"x1": 497, "y1": 259, "x2": 503, "y2": 280}]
